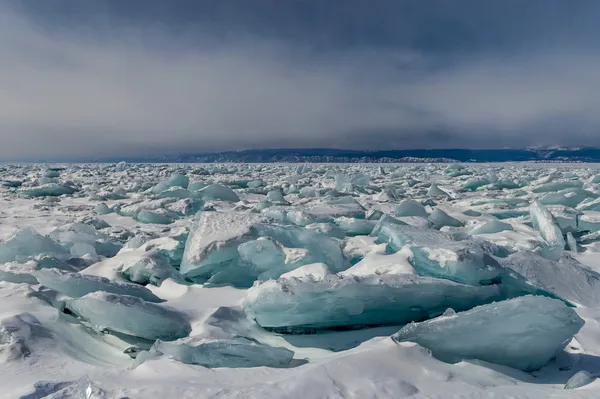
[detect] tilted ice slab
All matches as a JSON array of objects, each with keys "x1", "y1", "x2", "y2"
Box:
[
  {"x1": 33, "y1": 268, "x2": 162, "y2": 302},
  {"x1": 369, "y1": 214, "x2": 408, "y2": 240},
  {"x1": 48, "y1": 223, "x2": 122, "y2": 258},
  {"x1": 137, "y1": 336, "x2": 294, "y2": 369},
  {"x1": 0, "y1": 262, "x2": 39, "y2": 285},
  {"x1": 179, "y1": 212, "x2": 267, "y2": 278},
  {"x1": 150, "y1": 174, "x2": 189, "y2": 194},
  {"x1": 500, "y1": 251, "x2": 600, "y2": 307},
  {"x1": 339, "y1": 245, "x2": 416, "y2": 277},
  {"x1": 244, "y1": 266, "x2": 503, "y2": 333},
  {"x1": 120, "y1": 250, "x2": 176, "y2": 286},
  {"x1": 302, "y1": 197, "x2": 366, "y2": 220},
  {"x1": 529, "y1": 201, "x2": 566, "y2": 261},
  {"x1": 545, "y1": 205, "x2": 580, "y2": 233},
  {"x1": 238, "y1": 238, "x2": 315, "y2": 281},
  {"x1": 373, "y1": 223, "x2": 448, "y2": 253},
  {"x1": 427, "y1": 183, "x2": 450, "y2": 198},
  {"x1": 462, "y1": 178, "x2": 489, "y2": 191},
  {"x1": 157, "y1": 187, "x2": 196, "y2": 200},
  {"x1": 164, "y1": 198, "x2": 204, "y2": 216},
  {"x1": 17, "y1": 183, "x2": 77, "y2": 197},
  {"x1": 65, "y1": 292, "x2": 191, "y2": 341},
  {"x1": 470, "y1": 220, "x2": 513, "y2": 235},
  {"x1": 252, "y1": 224, "x2": 346, "y2": 273},
  {"x1": 0, "y1": 228, "x2": 69, "y2": 263},
  {"x1": 428, "y1": 209, "x2": 464, "y2": 229},
  {"x1": 532, "y1": 180, "x2": 583, "y2": 193},
  {"x1": 407, "y1": 241, "x2": 505, "y2": 285},
  {"x1": 579, "y1": 212, "x2": 600, "y2": 233},
  {"x1": 139, "y1": 235, "x2": 187, "y2": 267},
  {"x1": 136, "y1": 209, "x2": 174, "y2": 225},
  {"x1": 392, "y1": 296, "x2": 584, "y2": 371},
  {"x1": 334, "y1": 217, "x2": 376, "y2": 236},
  {"x1": 117, "y1": 198, "x2": 174, "y2": 218},
  {"x1": 197, "y1": 183, "x2": 240, "y2": 202},
  {"x1": 342, "y1": 236, "x2": 379, "y2": 264},
  {"x1": 394, "y1": 199, "x2": 429, "y2": 218},
  {"x1": 286, "y1": 197, "x2": 366, "y2": 226}
]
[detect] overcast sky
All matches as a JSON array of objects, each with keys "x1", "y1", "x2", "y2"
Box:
[{"x1": 1, "y1": 0, "x2": 600, "y2": 160}]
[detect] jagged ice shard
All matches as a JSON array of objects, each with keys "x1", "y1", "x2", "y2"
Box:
[
  {"x1": 529, "y1": 201, "x2": 566, "y2": 261},
  {"x1": 393, "y1": 296, "x2": 584, "y2": 371}
]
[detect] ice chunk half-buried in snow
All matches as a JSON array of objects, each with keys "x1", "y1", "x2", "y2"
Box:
[
  {"x1": 244, "y1": 266, "x2": 503, "y2": 333},
  {"x1": 33, "y1": 268, "x2": 162, "y2": 302},
  {"x1": 65, "y1": 292, "x2": 191, "y2": 341},
  {"x1": 138, "y1": 336, "x2": 294, "y2": 369},
  {"x1": 179, "y1": 212, "x2": 267, "y2": 278},
  {"x1": 392, "y1": 296, "x2": 584, "y2": 372}
]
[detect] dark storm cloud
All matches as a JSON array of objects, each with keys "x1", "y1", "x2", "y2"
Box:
[{"x1": 1, "y1": 0, "x2": 600, "y2": 160}]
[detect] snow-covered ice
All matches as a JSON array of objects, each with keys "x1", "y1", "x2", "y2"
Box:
[{"x1": 2, "y1": 162, "x2": 600, "y2": 398}]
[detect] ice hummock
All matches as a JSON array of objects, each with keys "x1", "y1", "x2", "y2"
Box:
[
  {"x1": 392, "y1": 296, "x2": 584, "y2": 371},
  {"x1": 244, "y1": 266, "x2": 503, "y2": 333},
  {"x1": 65, "y1": 292, "x2": 191, "y2": 341}
]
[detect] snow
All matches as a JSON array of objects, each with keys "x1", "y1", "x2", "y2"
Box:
[{"x1": 3, "y1": 162, "x2": 600, "y2": 398}]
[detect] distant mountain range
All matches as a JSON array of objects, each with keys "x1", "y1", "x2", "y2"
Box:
[{"x1": 104, "y1": 147, "x2": 600, "y2": 163}]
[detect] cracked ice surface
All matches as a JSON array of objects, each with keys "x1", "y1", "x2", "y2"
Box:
[{"x1": 2, "y1": 162, "x2": 600, "y2": 398}]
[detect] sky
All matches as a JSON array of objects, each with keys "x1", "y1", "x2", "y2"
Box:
[{"x1": 1, "y1": 0, "x2": 600, "y2": 160}]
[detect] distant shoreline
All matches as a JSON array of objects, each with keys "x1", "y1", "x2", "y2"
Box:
[{"x1": 6, "y1": 147, "x2": 600, "y2": 164}]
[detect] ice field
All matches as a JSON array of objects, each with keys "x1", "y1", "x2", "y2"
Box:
[{"x1": 3, "y1": 162, "x2": 600, "y2": 398}]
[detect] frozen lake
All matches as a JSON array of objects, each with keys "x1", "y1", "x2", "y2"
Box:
[{"x1": 1, "y1": 162, "x2": 600, "y2": 398}]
